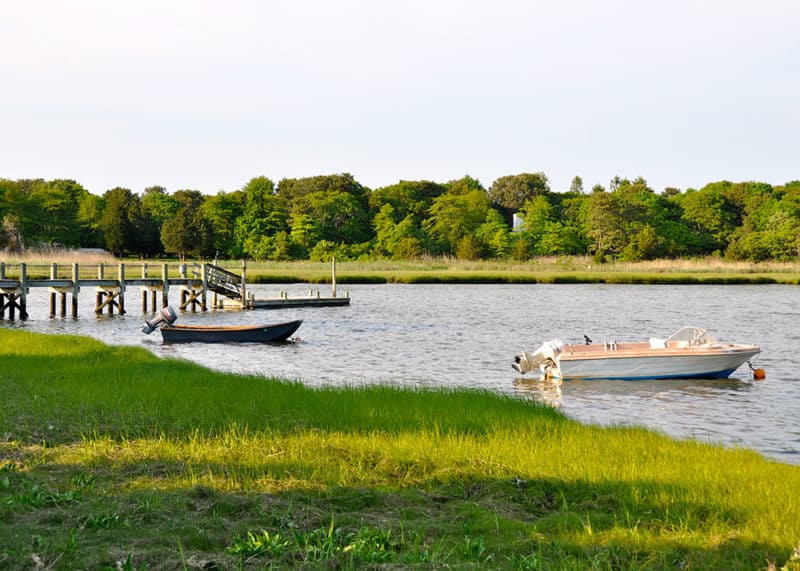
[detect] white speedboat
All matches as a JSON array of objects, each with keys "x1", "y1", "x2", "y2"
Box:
[{"x1": 512, "y1": 326, "x2": 760, "y2": 381}]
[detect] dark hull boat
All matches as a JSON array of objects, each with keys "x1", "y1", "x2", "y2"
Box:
[
  {"x1": 160, "y1": 319, "x2": 302, "y2": 344},
  {"x1": 141, "y1": 306, "x2": 301, "y2": 344}
]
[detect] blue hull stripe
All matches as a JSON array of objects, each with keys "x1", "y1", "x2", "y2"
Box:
[{"x1": 558, "y1": 368, "x2": 738, "y2": 381}]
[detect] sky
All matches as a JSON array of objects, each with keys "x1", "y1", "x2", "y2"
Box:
[{"x1": 1, "y1": 0, "x2": 799, "y2": 196}]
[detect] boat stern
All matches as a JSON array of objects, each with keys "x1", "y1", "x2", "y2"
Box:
[{"x1": 512, "y1": 339, "x2": 563, "y2": 375}]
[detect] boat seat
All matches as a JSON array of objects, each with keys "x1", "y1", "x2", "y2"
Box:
[{"x1": 649, "y1": 338, "x2": 666, "y2": 349}]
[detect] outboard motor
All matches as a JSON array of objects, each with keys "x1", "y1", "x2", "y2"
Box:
[
  {"x1": 512, "y1": 339, "x2": 564, "y2": 375},
  {"x1": 141, "y1": 306, "x2": 178, "y2": 334}
]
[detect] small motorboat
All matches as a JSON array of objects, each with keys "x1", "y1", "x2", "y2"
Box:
[
  {"x1": 512, "y1": 326, "x2": 760, "y2": 381},
  {"x1": 141, "y1": 306, "x2": 302, "y2": 344}
]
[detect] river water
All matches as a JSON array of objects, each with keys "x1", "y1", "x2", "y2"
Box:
[{"x1": 3, "y1": 283, "x2": 799, "y2": 465}]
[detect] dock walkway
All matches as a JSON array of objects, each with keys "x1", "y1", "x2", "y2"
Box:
[{"x1": 0, "y1": 261, "x2": 348, "y2": 320}]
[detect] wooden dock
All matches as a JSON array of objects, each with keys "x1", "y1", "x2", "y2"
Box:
[{"x1": 0, "y1": 260, "x2": 349, "y2": 320}]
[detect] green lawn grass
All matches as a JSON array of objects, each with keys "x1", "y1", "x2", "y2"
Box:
[{"x1": 1, "y1": 328, "x2": 799, "y2": 569}]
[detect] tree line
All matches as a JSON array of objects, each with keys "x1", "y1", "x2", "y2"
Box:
[{"x1": 1, "y1": 173, "x2": 799, "y2": 262}]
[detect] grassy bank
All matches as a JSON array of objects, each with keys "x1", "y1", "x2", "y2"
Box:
[
  {"x1": 1, "y1": 330, "x2": 799, "y2": 569},
  {"x1": 234, "y1": 257, "x2": 800, "y2": 285},
  {"x1": 4, "y1": 253, "x2": 800, "y2": 284}
]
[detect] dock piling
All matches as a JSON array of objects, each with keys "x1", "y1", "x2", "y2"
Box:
[
  {"x1": 118, "y1": 263, "x2": 126, "y2": 315},
  {"x1": 71, "y1": 263, "x2": 79, "y2": 317},
  {"x1": 161, "y1": 264, "x2": 169, "y2": 308},
  {"x1": 331, "y1": 257, "x2": 337, "y2": 297},
  {"x1": 0, "y1": 262, "x2": 5, "y2": 319},
  {"x1": 19, "y1": 263, "x2": 28, "y2": 319},
  {"x1": 141, "y1": 263, "x2": 148, "y2": 312},
  {"x1": 49, "y1": 263, "x2": 57, "y2": 316}
]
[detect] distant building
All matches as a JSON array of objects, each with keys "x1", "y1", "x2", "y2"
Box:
[{"x1": 512, "y1": 213, "x2": 525, "y2": 232}]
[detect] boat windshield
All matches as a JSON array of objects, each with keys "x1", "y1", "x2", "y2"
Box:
[{"x1": 665, "y1": 326, "x2": 715, "y2": 347}]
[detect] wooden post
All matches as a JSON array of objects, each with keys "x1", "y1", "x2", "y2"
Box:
[
  {"x1": 0, "y1": 262, "x2": 4, "y2": 319},
  {"x1": 141, "y1": 263, "x2": 148, "y2": 312},
  {"x1": 50, "y1": 263, "x2": 57, "y2": 316},
  {"x1": 331, "y1": 257, "x2": 337, "y2": 298},
  {"x1": 118, "y1": 263, "x2": 126, "y2": 315},
  {"x1": 161, "y1": 264, "x2": 169, "y2": 308},
  {"x1": 72, "y1": 263, "x2": 79, "y2": 318},
  {"x1": 60, "y1": 292, "x2": 66, "y2": 317},
  {"x1": 201, "y1": 263, "x2": 208, "y2": 311},
  {"x1": 179, "y1": 264, "x2": 188, "y2": 308},
  {"x1": 241, "y1": 260, "x2": 247, "y2": 309},
  {"x1": 96, "y1": 263, "x2": 105, "y2": 314},
  {"x1": 178, "y1": 264, "x2": 186, "y2": 309},
  {"x1": 19, "y1": 263, "x2": 28, "y2": 320}
]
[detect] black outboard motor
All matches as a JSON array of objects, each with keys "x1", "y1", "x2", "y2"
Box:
[{"x1": 141, "y1": 306, "x2": 178, "y2": 334}]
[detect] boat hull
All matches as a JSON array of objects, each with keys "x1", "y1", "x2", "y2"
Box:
[
  {"x1": 160, "y1": 319, "x2": 302, "y2": 344},
  {"x1": 556, "y1": 348, "x2": 760, "y2": 381}
]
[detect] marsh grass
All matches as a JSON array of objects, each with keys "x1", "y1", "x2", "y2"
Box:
[
  {"x1": 1, "y1": 329, "x2": 800, "y2": 569},
  {"x1": 4, "y1": 252, "x2": 800, "y2": 284},
  {"x1": 1, "y1": 246, "x2": 117, "y2": 266},
  {"x1": 232, "y1": 257, "x2": 800, "y2": 285}
]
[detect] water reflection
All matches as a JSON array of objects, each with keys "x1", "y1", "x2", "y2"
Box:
[
  {"x1": 513, "y1": 376, "x2": 563, "y2": 407},
  {"x1": 565, "y1": 376, "x2": 753, "y2": 398}
]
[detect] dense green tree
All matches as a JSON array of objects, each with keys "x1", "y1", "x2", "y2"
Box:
[
  {"x1": 726, "y1": 183, "x2": 800, "y2": 260},
  {"x1": 289, "y1": 213, "x2": 320, "y2": 259},
  {"x1": 518, "y1": 195, "x2": 556, "y2": 248},
  {"x1": 136, "y1": 186, "x2": 177, "y2": 256},
  {"x1": 277, "y1": 173, "x2": 369, "y2": 207},
  {"x1": 202, "y1": 190, "x2": 245, "y2": 258},
  {"x1": 291, "y1": 191, "x2": 372, "y2": 246},
  {"x1": 455, "y1": 234, "x2": 483, "y2": 260},
  {"x1": 487, "y1": 172, "x2": 550, "y2": 223},
  {"x1": 99, "y1": 187, "x2": 140, "y2": 256},
  {"x1": 444, "y1": 175, "x2": 484, "y2": 195},
  {"x1": 475, "y1": 209, "x2": 512, "y2": 258},
  {"x1": 141, "y1": 187, "x2": 179, "y2": 225},
  {"x1": 585, "y1": 191, "x2": 627, "y2": 256},
  {"x1": 26, "y1": 180, "x2": 84, "y2": 246},
  {"x1": 0, "y1": 179, "x2": 14, "y2": 248},
  {"x1": 369, "y1": 180, "x2": 447, "y2": 223},
  {"x1": 234, "y1": 177, "x2": 290, "y2": 259},
  {"x1": 423, "y1": 189, "x2": 490, "y2": 255},
  {"x1": 75, "y1": 192, "x2": 105, "y2": 248},
  {"x1": 4, "y1": 171, "x2": 800, "y2": 262},
  {"x1": 160, "y1": 190, "x2": 212, "y2": 261},
  {"x1": 373, "y1": 204, "x2": 427, "y2": 259},
  {"x1": 677, "y1": 185, "x2": 741, "y2": 252},
  {"x1": 609, "y1": 176, "x2": 625, "y2": 191},
  {"x1": 0, "y1": 179, "x2": 33, "y2": 249}
]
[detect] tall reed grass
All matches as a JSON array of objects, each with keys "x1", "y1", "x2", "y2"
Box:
[
  {"x1": 1, "y1": 328, "x2": 799, "y2": 569},
  {"x1": 4, "y1": 252, "x2": 800, "y2": 284},
  {"x1": 1, "y1": 246, "x2": 117, "y2": 265}
]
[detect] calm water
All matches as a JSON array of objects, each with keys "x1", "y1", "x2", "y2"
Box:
[{"x1": 4, "y1": 283, "x2": 799, "y2": 465}]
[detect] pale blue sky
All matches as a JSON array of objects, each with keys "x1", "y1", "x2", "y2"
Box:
[{"x1": 1, "y1": 0, "x2": 798, "y2": 195}]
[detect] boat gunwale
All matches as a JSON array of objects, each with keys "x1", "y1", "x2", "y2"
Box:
[
  {"x1": 161, "y1": 320, "x2": 301, "y2": 333},
  {"x1": 558, "y1": 343, "x2": 760, "y2": 362}
]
